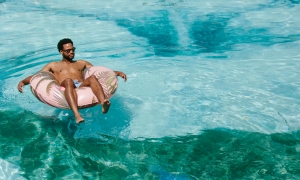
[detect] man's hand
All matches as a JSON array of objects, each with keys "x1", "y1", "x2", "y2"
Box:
[
  {"x1": 115, "y1": 71, "x2": 127, "y2": 82},
  {"x1": 17, "y1": 76, "x2": 33, "y2": 93},
  {"x1": 18, "y1": 81, "x2": 25, "y2": 93}
]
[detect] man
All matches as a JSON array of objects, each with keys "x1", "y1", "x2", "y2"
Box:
[{"x1": 17, "y1": 38, "x2": 127, "y2": 123}]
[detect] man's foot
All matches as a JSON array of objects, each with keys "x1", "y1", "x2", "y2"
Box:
[
  {"x1": 75, "y1": 115, "x2": 84, "y2": 123},
  {"x1": 102, "y1": 99, "x2": 111, "y2": 114}
]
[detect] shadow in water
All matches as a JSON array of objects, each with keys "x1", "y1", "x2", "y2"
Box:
[
  {"x1": 113, "y1": 11, "x2": 300, "y2": 57},
  {"x1": 51, "y1": 95, "x2": 132, "y2": 140},
  {"x1": 276, "y1": 0, "x2": 300, "y2": 4},
  {"x1": 116, "y1": 10, "x2": 179, "y2": 57}
]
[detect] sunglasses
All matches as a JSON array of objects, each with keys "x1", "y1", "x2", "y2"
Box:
[{"x1": 62, "y1": 47, "x2": 76, "y2": 53}]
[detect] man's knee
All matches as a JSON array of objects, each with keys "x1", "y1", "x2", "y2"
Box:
[
  {"x1": 61, "y1": 78, "x2": 74, "y2": 87},
  {"x1": 89, "y1": 75, "x2": 98, "y2": 82},
  {"x1": 81, "y1": 75, "x2": 98, "y2": 87}
]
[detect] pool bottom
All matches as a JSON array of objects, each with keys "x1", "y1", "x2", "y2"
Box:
[{"x1": 0, "y1": 109, "x2": 300, "y2": 179}]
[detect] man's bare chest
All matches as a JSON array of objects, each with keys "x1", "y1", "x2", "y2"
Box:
[{"x1": 53, "y1": 63, "x2": 85, "y2": 74}]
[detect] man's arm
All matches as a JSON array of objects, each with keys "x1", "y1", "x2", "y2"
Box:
[
  {"x1": 83, "y1": 60, "x2": 93, "y2": 69},
  {"x1": 40, "y1": 63, "x2": 53, "y2": 72},
  {"x1": 17, "y1": 63, "x2": 53, "y2": 93},
  {"x1": 114, "y1": 71, "x2": 127, "y2": 82},
  {"x1": 18, "y1": 76, "x2": 33, "y2": 93}
]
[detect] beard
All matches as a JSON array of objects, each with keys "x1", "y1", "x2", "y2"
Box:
[{"x1": 63, "y1": 54, "x2": 74, "y2": 61}]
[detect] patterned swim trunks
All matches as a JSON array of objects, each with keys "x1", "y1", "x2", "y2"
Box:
[{"x1": 73, "y1": 79, "x2": 82, "y2": 88}]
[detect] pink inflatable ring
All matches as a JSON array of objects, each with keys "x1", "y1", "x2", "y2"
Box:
[{"x1": 30, "y1": 66, "x2": 118, "y2": 109}]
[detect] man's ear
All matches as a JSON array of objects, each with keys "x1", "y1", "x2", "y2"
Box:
[{"x1": 59, "y1": 50, "x2": 63, "y2": 55}]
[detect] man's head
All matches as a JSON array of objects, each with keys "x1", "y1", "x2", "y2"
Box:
[
  {"x1": 57, "y1": 38, "x2": 75, "y2": 60},
  {"x1": 57, "y1": 38, "x2": 73, "y2": 51}
]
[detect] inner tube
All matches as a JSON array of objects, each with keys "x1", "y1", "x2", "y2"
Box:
[{"x1": 30, "y1": 66, "x2": 118, "y2": 109}]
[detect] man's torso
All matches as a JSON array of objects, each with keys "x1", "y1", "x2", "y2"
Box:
[{"x1": 49, "y1": 60, "x2": 87, "y2": 84}]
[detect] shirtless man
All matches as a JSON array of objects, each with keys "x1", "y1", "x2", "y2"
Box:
[{"x1": 17, "y1": 38, "x2": 127, "y2": 123}]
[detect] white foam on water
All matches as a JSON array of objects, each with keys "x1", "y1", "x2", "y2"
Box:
[
  {"x1": 10, "y1": 0, "x2": 273, "y2": 14},
  {"x1": 118, "y1": 50, "x2": 300, "y2": 138},
  {"x1": 228, "y1": 4, "x2": 300, "y2": 35},
  {"x1": 0, "y1": 159, "x2": 24, "y2": 180}
]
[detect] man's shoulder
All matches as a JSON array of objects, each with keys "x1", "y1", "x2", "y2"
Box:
[
  {"x1": 76, "y1": 59, "x2": 89, "y2": 63},
  {"x1": 76, "y1": 60, "x2": 93, "y2": 68},
  {"x1": 76, "y1": 59, "x2": 92, "y2": 66},
  {"x1": 43, "y1": 61, "x2": 56, "y2": 67}
]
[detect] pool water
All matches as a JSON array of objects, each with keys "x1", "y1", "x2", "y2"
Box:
[{"x1": 1, "y1": 0, "x2": 300, "y2": 179}]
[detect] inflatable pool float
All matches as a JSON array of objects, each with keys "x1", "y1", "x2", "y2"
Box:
[{"x1": 30, "y1": 66, "x2": 118, "y2": 109}]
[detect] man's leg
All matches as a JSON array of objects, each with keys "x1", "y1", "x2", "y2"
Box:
[
  {"x1": 61, "y1": 78, "x2": 84, "y2": 123},
  {"x1": 79, "y1": 75, "x2": 110, "y2": 113}
]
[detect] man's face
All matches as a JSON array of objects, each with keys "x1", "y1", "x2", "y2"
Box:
[{"x1": 60, "y1": 43, "x2": 75, "y2": 60}]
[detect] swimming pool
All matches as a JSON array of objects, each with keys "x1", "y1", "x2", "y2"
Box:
[{"x1": 1, "y1": 0, "x2": 300, "y2": 179}]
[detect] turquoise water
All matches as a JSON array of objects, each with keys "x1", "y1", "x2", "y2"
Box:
[{"x1": 1, "y1": 0, "x2": 300, "y2": 179}]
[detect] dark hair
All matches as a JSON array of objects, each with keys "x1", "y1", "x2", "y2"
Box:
[{"x1": 57, "y1": 38, "x2": 73, "y2": 52}]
